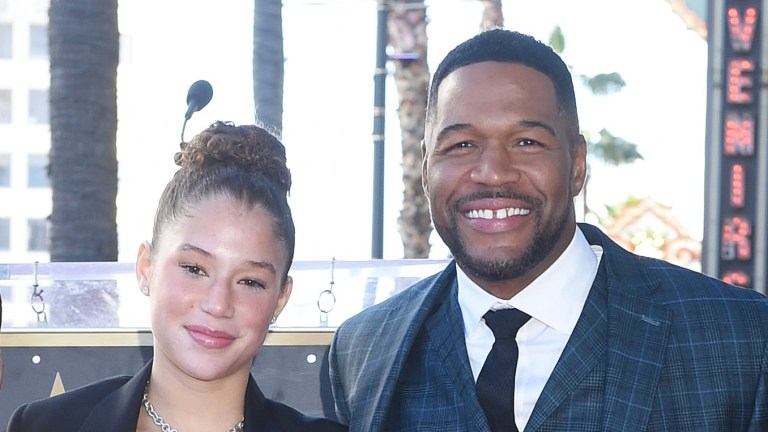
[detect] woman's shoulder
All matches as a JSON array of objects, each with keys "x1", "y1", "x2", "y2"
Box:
[
  {"x1": 6, "y1": 375, "x2": 133, "y2": 431},
  {"x1": 37, "y1": 374, "x2": 133, "y2": 406}
]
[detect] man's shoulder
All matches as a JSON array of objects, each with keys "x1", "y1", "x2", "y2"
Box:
[
  {"x1": 583, "y1": 222, "x2": 767, "y2": 306},
  {"x1": 642, "y1": 256, "x2": 766, "y2": 302},
  {"x1": 621, "y1": 255, "x2": 768, "y2": 334}
]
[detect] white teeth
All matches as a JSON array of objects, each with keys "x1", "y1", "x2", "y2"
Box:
[{"x1": 467, "y1": 208, "x2": 530, "y2": 219}]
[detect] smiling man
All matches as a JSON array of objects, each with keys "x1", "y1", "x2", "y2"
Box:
[{"x1": 329, "y1": 29, "x2": 768, "y2": 432}]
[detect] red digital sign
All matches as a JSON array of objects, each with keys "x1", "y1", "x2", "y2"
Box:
[
  {"x1": 727, "y1": 6, "x2": 758, "y2": 51},
  {"x1": 718, "y1": 2, "x2": 761, "y2": 288},
  {"x1": 729, "y1": 164, "x2": 745, "y2": 208},
  {"x1": 724, "y1": 112, "x2": 754, "y2": 156}
]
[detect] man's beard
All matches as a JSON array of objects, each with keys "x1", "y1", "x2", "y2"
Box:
[{"x1": 436, "y1": 194, "x2": 570, "y2": 282}]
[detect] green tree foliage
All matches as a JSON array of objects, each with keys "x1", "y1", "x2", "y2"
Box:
[{"x1": 549, "y1": 25, "x2": 641, "y2": 167}]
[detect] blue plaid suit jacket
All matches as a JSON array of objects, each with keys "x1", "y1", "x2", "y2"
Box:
[{"x1": 329, "y1": 223, "x2": 768, "y2": 431}]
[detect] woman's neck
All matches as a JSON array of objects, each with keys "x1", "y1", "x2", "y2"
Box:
[{"x1": 138, "y1": 360, "x2": 249, "y2": 432}]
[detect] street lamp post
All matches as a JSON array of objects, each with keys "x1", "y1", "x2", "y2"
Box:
[{"x1": 371, "y1": 0, "x2": 388, "y2": 259}]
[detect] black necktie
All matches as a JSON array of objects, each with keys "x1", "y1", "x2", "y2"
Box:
[{"x1": 476, "y1": 308, "x2": 531, "y2": 432}]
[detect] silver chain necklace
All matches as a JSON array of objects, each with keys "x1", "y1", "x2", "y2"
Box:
[{"x1": 142, "y1": 382, "x2": 244, "y2": 432}]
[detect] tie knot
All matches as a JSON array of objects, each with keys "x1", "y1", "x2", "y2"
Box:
[{"x1": 483, "y1": 308, "x2": 531, "y2": 339}]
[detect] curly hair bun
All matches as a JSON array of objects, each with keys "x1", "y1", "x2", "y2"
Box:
[{"x1": 175, "y1": 120, "x2": 291, "y2": 194}]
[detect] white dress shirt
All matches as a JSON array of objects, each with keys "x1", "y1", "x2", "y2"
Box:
[{"x1": 458, "y1": 226, "x2": 603, "y2": 430}]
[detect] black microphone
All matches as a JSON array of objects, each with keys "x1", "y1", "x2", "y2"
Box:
[
  {"x1": 181, "y1": 80, "x2": 213, "y2": 142},
  {"x1": 184, "y1": 80, "x2": 213, "y2": 120}
]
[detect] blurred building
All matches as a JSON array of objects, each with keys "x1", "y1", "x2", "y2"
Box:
[
  {"x1": 603, "y1": 197, "x2": 702, "y2": 272},
  {"x1": 0, "y1": 0, "x2": 51, "y2": 263},
  {"x1": 666, "y1": 0, "x2": 706, "y2": 39}
]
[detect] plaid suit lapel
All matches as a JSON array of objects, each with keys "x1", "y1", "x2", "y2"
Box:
[
  {"x1": 600, "y1": 241, "x2": 672, "y2": 430},
  {"x1": 525, "y1": 266, "x2": 609, "y2": 431},
  {"x1": 423, "y1": 280, "x2": 491, "y2": 432},
  {"x1": 601, "y1": 287, "x2": 671, "y2": 430},
  {"x1": 526, "y1": 224, "x2": 672, "y2": 431},
  {"x1": 583, "y1": 223, "x2": 672, "y2": 430}
]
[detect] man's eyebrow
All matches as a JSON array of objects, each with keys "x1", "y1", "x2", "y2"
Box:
[
  {"x1": 517, "y1": 119, "x2": 557, "y2": 137},
  {"x1": 435, "y1": 123, "x2": 471, "y2": 143},
  {"x1": 434, "y1": 119, "x2": 557, "y2": 144}
]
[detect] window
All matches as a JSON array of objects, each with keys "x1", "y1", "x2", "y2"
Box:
[
  {"x1": 28, "y1": 89, "x2": 48, "y2": 124},
  {"x1": 0, "y1": 153, "x2": 9, "y2": 187},
  {"x1": 0, "y1": 88, "x2": 10, "y2": 123},
  {"x1": 27, "y1": 154, "x2": 48, "y2": 188},
  {"x1": 29, "y1": 24, "x2": 47, "y2": 59},
  {"x1": 28, "y1": 218, "x2": 47, "y2": 251},
  {"x1": 32, "y1": 0, "x2": 49, "y2": 16},
  {"x1": 0, "y1": 218, "x2": 9, "y2": 250},
  {"x1": 0, "y1": 24, "x2": 11, "y2": 59}
]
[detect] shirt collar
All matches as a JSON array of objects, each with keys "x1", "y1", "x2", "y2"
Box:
[{"x1": 458, "y1": 226, "x2": 600, "y2": 336}]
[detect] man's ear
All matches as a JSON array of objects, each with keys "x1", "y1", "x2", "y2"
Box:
[{"x1": 572, "y1": 134, "x2": 588, "y2": 197}]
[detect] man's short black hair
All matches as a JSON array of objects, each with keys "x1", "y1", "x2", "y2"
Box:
[{"x1": 426, "y1": 29, "x2": 579, "y2": 132}]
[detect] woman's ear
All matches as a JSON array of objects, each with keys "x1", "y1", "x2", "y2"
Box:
[
  {"x1": 421, "y1": 139, "x2": 430, "y2": 196},
  {"x1": 135, "y1": 241, "x2": 153, "y2": 293},
  {"x1": 272, "y1": 275, "x2": 293, "y2": 322}
]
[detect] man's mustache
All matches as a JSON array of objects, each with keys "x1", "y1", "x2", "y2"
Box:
[{"x1": 453, "y1": 190, "x2": 542, "y2": 210}]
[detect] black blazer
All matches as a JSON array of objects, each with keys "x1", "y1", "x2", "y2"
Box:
[{"x1": 6, "y1": 362, "x2": 346, "y2": 432}]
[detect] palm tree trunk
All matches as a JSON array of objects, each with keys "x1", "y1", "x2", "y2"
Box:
[
  {"x1": 480, "y1": 0, "x2": 504, "y2": 30},
  {"x1": 388, "y1": 0, "x2": 431, "y2": 258},
  {"x1": 253, "y1": 0, "x2": 284, "y2": 133},
  {"x1": 48, "y1": 0, "x2": 118, "y2": 261}
]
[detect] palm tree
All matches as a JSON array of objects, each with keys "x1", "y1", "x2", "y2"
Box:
[
  {"x1": 48, "y1": 0, "x2": 119, "y2": 262},
  {"x1": 253, "y1": 0, "x2": 284, "y2": 134},
  {"x1": 480, "y1": 0, "x2": 504, "y2": 29},
  {"x1": 482, "y1": 7, "x2": 644, "y2": 172},
  {"x1": 388, "y1": 0, "x2": 432, "y2": 258},
  {"x1": 47, "y1": 0, "x2": 119, "y2": 329},
  {"x1": 547, "y1": 26, "x2": 643, "y2": 220}
]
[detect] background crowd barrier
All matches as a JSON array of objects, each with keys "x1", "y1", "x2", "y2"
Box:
[{"x1": 0, "y1": 259, "x2": 450, "y2": 424}]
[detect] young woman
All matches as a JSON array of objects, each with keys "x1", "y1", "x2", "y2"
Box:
[{"x1": 7, "y1": 121, "x2": 346, "y2": 432}]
